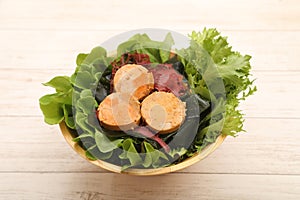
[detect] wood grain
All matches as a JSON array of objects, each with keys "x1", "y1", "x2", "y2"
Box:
[
  {"x1": 59, "y1": 121, "x2": 226, "y2": 176},
  {"x1": 1, "y1": 0, "x2": 299, "y2": 199},
  {"x1": 0, "y1": 69, "x2": 299, "y2": 118},
  {"x1": 1, "y1": 117, "x2": 299, "y2": 175},
  {"x1": 0, "y1": 173, "x2": 299, "y2": 200},
  {"x1": 0, "y1": 30, "x2": 299, "y2": 70},
  {"x1": 0, "y1": 0, "x2": 299, "y2": 31}
]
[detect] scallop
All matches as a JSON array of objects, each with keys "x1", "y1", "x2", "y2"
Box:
[
  {"x1": 113, "y1": 64, "x2": 154, "y2": 100},
  {"x1": 141, "y1": 91, "x2": 186, "y2": 134},
  {"x1": 97, "y1": 93, "x2": 141, "y2": 131}
]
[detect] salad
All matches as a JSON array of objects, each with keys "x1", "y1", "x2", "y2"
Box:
[{"x1": 39, "y1": 28, "x2": 256, "y2": 170}]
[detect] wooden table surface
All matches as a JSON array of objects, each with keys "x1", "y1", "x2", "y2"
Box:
[{"x1": 0, "y1": 0, "x2": 299, "y2": 199}]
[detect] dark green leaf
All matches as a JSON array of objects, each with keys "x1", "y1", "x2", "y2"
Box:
[
  {"x1": 72, "y1": 134, "x2": 94, "y2": 143},
  {"x1": 83, "y1": 47, "x2": 107, "y2": 65},
  {"x1": 76, "y1": 96, "x2": 97, "y2": 114},
  {"x1": 95, "y1": 130, "x2": 123, "y2": 153},
  {"x1": 73, "y1": 71, "x2": 95, "y2": 89},
  {"x1": 63, "y1": 104, "x2": 75, "y2": 129},
  {"x1": 119, "y1": 138, "x2": 142, "y2": 167}
]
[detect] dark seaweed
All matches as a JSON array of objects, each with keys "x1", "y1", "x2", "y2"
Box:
[{"x1": 91, "y1": 52, "x2": 211, "y2": 161}]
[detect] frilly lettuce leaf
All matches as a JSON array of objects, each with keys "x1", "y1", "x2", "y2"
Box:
[
  {"x1": 117, "y1": 32, "x2": 174, "y2": 63},
  {"x1": 39, "y1": 76, "x2": 73, "y2": 125},
  {"x1": 70, "y1": 45, "x2": 176, "y2": 169},
  {"x1": 177, "y1": 28, "x2": 256, "y2": 155},
  {"x1": 39, "y1": 28, "x2": 256, "y2": 169}
]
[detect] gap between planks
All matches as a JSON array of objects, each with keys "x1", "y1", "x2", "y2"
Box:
[
  {"x1": 1, "y1": 70, "x2": 299, "y2": 118},
  {"x1": 0, "y1": 30, "x2": 299, "y2": 71},
  {"x1": 0, "y1": 173, "x2": 299, "y2": 200},
  {"x1": 0, "y1": 0, "x2": 299, "y2": 31},
  {"x1": 1, "y1": 28, "x2": 300, "y2": 32},
  {"x1": 0, "y1": 171, "x2": 299, "y2": 176},
  {"x1": 1, "y1": 115, "x2": 300, "y2": 120},
  {"x1": 1, "y1": 117, "x2": 299, "y2": 174}
]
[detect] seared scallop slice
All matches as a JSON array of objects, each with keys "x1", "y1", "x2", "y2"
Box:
[
  {"x1": 97, "y1": 93, "x2": 141, "y2": 131},
  {"x1": 141, "y1": 92, "x2": 186, "y2": 134},
  {"x1": 113, "y1": 64, "x2": 154, "y2": 100}
]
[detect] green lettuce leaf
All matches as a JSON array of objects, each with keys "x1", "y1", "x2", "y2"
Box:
[
  {"x1": 119, "y1": 138, "x2": 143, "y2": 170},
  {"x1": 39, "y1": 98, "x2": 64, "y2": 124},
  {"x1": 43, "y1": 76, "x2": 72, "y2": 93},
  {"x1": 95, "y1": 130, "x2": 123, "y2": 153},
  {"x1": 177, "y1": 28, "x2": 256, "y2": 155},
  {"x1": 39, "y1": 28, "x2": 256, "y2": 169},
  {"x1": 117, "y1": 33, "x2": 174, "y2": 63}
]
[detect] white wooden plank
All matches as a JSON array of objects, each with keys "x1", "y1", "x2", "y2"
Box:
[
  {"x1": 0, "y1": 30, "x2": 299, "y2": 70},
  {"x1": 0, "y1": 69, "x2": 298, "y2": 118},
  {"x1": 0, "y1": 173, "x2": 299, "y2": 200},
  {"x1": 1, "y1": 117, "x2": 299, "y2": 174},
  {"x1": 0, "y1": 0, "x2": 299, "y2": 198},
  {"x1": 0, "y1": 69, "x2": 72, "y2": 116},
  {"x1": 187, "y1": 118, "x2": 300, "y2": 174},
  {"x1": 240, "y1": 71, "x2": 300, "y2": 118},
  {"x1": 0, "y1": 117, "x2": 102, "y2": 172},
  {"x1": 0, "y1": 0, "x2": 299, "y2": 31}
]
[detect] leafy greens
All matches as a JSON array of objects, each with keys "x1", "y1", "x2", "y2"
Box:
[{"x1": 39, "y1": 28, "x2": 256, "y2": 169}]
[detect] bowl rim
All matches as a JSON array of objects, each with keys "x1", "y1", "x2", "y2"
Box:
[
  {"x1": 60, "y1": 49, "x2": 226, "y2": 175},
  {"x1": 59, "y1": 121, "x2": 226, "y2": 176}
]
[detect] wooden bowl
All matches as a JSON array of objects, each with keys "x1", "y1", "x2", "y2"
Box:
[{"x1": 59, "y1": 121, "x2": 226, "y2": 176}]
